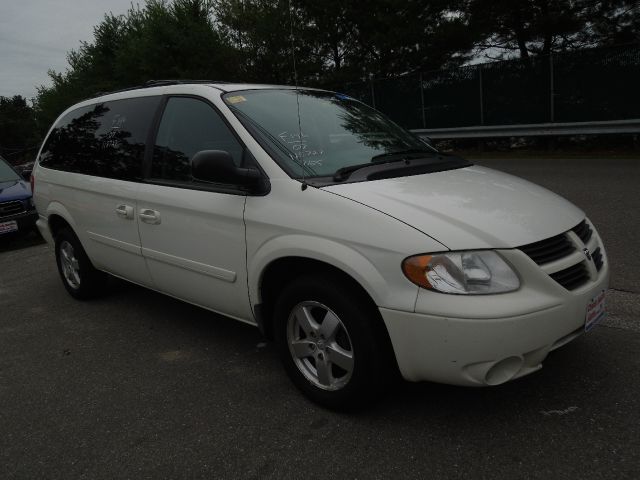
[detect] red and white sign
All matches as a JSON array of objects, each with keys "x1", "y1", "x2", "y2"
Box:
[
  {"x1": 585, "y1": 290, "x2": 606, "y2": 332},
  {"x1": 0, "y1": 220, "x2": 18, "y2": 235}
]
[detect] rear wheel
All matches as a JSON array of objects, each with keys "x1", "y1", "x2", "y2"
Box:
[
  {"x1": 274, "y1": 274, "x2": 391, "y2": 410},
  {"x1": 54, "y1": 227, "x2": 107, "y2": 299}
]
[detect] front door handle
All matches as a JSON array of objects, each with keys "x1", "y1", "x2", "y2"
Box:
[
  {"x1": 139, "y1": 208, "x2": 161, "y2": 225},
  {"x1": 115, "y1": 204, "x2": 134, "y2": 220}
]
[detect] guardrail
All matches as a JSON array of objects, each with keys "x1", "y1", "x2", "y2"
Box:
[{"x1": 411, "y1": 119, "x2": 640, "y2": 140}]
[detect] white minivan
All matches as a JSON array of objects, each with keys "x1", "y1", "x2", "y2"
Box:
[{"x1": 33, "y1": 81, "x2": 609, "y2": 409}]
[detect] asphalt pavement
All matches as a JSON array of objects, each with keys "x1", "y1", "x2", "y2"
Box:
[{"x1": 1, "y1": 157, "x2": 639, "y2": 479}]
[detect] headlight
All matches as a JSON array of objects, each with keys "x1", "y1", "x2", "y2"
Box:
[{"x1": 402, "y1": 251, "x2": 520, "y2": 294}]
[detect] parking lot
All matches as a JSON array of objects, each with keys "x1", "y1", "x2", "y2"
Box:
[{"x1": 1, "y1": 157, "x2": 639, "y2": 479}]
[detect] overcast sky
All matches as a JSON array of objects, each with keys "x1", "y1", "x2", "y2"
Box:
[{"x1": 0, "y1": 0, "x2": 137, "y2": 100}]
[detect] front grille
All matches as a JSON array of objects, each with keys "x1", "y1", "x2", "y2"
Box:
[
  {"x1": 519, "y1": 233, "x2": 575, "y2": 265},
  {"x1": 549, "y1": 263, "x2": 590, "y2": 291},
  {"x1": 591, "y1": 247, "x2": 603, "y2": 271},
  {"x1": 518, "y1": 218, "x2": 604, "y2": 292},
  {"x1": 572, "y1": 220, "x2": 593, "y2": 244},
  {"x1": 0, "y1": 200, "x2": 26, "y2": 218}
]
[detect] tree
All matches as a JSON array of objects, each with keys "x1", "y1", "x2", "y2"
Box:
[
  {"x1": 580, "y1": 0, "x2": 640, "y2": 46},
  {"x1": 213, "y1": 0, "x2": 325, "y2": 84},
  {"x1": 347, "y1": 0, "x2": 476, "y2": 75},
  {"x1": 215, "y1": 0, "x2": 477, "y2": 86},
  {"x1": 0, "y1": 96, "x2": 38, "y2": 163},
  {"x1": 24, "y1": 0, "x2": 640, "y2": 143},
  {"x1": 466, "y1": 0, "x2": 639, "y2": 61},
  {"x1": 35, "y1": 0, "x2": 236, "y2": 131}
]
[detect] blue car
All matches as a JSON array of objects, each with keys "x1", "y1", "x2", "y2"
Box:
[{"x1": 0, "y1": 155, "x2": 38, "y2": 236}]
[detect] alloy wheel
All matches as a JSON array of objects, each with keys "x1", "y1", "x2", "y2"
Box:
[
  {"x1": 287, "y1": 301, "x2": 355, "y2": 391},
  {"x1": 59, "y1": 240, "x2": 81, "y2": 289}
]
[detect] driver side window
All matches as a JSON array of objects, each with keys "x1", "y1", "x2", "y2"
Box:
[{"x1": 152, "y1": 97, "x2": 243, "y2": 183}]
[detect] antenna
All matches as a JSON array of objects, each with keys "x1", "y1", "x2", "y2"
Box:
[{"x1": 287, "y1": 0, "x2": 307, "y2": 190}]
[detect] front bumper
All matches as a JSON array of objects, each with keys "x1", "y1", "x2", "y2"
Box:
[
  {"x1": 381, "y1": 247, "x2": 610, "y2": 386},
  {"x1": 0, "y1": 209, "x2": 38, "y2": 235}
]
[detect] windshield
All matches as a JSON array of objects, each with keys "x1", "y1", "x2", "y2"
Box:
[
  {"x1": 223, "y1": 89, "x2": 436, "y2": 178},
  {"x1": 0, "y1": 157, "x2": 20, "y2": 182}
]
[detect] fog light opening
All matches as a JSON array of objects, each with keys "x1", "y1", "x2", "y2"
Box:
[{"x1": 484, "y1": 356, "x2": 523, "y2": 386}]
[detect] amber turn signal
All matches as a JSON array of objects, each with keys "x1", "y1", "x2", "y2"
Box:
[{"x1": 401, "y1": 255, "x2": 433, "y2": 289}]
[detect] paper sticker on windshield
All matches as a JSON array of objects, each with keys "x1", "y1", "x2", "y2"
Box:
[{"x1": 227, "y1": 95, "x2": 246, "y2": 104}]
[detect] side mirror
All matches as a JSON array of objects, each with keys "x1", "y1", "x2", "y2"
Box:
[{"x1": 191, "y1": 150, "x2": 263, "y2": 188}]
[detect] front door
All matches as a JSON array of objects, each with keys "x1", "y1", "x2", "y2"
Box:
[{"x1": 136, "y1": 96, "x2": 252, "y2": 321}]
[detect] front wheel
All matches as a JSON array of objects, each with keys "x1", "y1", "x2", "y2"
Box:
[{"x1": 274, "y1": 274, "x2": 391, "y2": 410}]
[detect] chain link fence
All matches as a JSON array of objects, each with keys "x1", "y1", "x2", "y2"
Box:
[{"x1": 341, "y1": 43, "x2": 640, "y2": 130}]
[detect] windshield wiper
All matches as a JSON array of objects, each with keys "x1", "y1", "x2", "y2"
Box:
[
  {"x1": 333, "y1": 149, "x2": 438, "y2": 182},
  {"x1": 333, "y1": 158, "x2": 412, "y2": 182},
  {"x1": 370, "y1": 148, "x2": 436, "y2": 162}
]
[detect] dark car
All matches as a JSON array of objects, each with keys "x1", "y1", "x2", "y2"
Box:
[{"x1": 0, "y1": 155, "x2": 38, "y2": 236}]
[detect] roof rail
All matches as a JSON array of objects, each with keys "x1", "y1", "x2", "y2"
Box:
[
  {"x1": 144, "y1": 79, "x2": 227, "y2": 87},
  {"x1": 91, "y1": 79, "x2": 228, "y2": 98}
]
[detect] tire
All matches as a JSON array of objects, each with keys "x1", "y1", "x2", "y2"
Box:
[
  {"x1": 54, "y1": 227, "x2": 108, "y2": 300},
  {"x1": 274, "y1": 274, "x2": 392, "y2": 410}
]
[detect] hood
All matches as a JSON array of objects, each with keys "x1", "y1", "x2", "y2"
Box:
[
  {"x1": 323, "y1": 166, "x2": 584, "y2": 250},
  {"x1": 0, "y1": 179, "x2": 32, "y2": 202}
]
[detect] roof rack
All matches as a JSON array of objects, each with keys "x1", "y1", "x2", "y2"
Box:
[
  {"x1": 91, "y1": 79, "x2": 228, "y2": 98},
  {"x1": 144, "y1": 79, "x2": 228, "y2": 87}
]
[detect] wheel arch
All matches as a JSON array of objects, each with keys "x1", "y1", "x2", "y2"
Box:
[
  {"x1": 48, "y1": 214, "x2": 73, "y2": 239},
  {"x1": 257, "y1": 256, "x2": 370, "y2": 337},
  {"x1": 257, "y1": 254, "x2": 401, "y2": 380},
  {"x1": 250, "y1": 235, "x2": 387, "y2": 303},
  {"x1": 249, "y1": 236, "x2": 388, "y2": 333},
  {"x1": 251, "y1": 242, "x2": 389, "y2": 355},
  {"x1": 46, "y1": 202, "x2": 77, "y2": 238}
]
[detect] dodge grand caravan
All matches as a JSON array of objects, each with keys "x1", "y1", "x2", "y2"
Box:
[{"x1": 33, "y1": 81, "x2": 609, "y2": 408}]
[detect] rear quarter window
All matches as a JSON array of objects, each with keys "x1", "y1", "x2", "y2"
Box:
[{"x1": 39, "y1": 96, "x2": 161, "y2": 181}]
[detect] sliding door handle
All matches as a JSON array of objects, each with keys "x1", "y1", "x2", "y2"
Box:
[{"x1": 115, "y1": 204, "x2": 134, "y2": 220}]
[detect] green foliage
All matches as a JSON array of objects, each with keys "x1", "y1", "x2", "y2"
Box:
[
  {"x1": 466, "y1": 0, "x2": 640, "y2": 60},
  {"x1": 35, "y1": 0, "x2": 233, "y2": 132},
  {"x1": 584, "y1": 0, "x2": 640, "y2": 45},
  {"x1": 214, "y1": 0, "x2": 307, "y2": 84},
  {"x1": 214, "y1": 0, "x2": 476, "y2": 86},
  {"x1": 0, "y1": 96, "x2": 38, "y2": 164},
  {"x1": 27, "y1": 0, "x2": 640, "y2": 139}
]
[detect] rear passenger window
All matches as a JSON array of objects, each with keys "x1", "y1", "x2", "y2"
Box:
[
  {"x1": 39, "y1": 96, "x2": 160, "y2": 181},
  {"x1": 151, "y1": 97, "x2": 243, "y2": 183}
]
